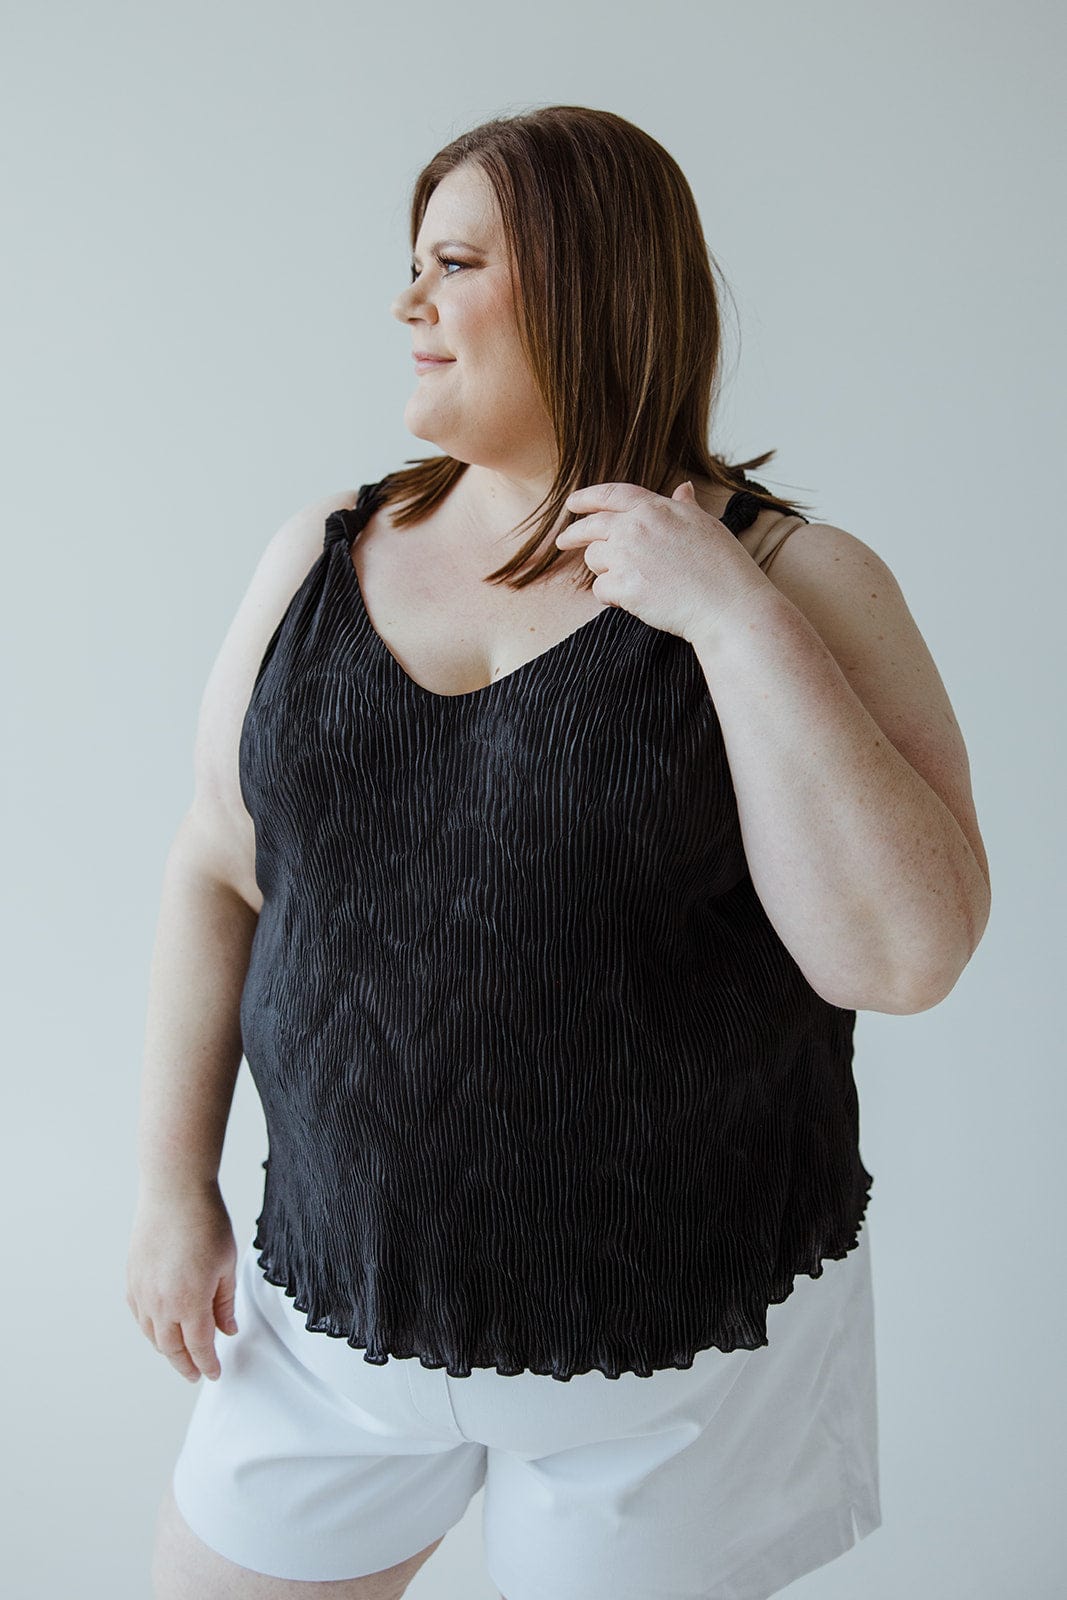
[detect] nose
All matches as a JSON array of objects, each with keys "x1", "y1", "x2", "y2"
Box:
[{"x1": 390, "y1": 281, "x2": 438, "y2": 326}]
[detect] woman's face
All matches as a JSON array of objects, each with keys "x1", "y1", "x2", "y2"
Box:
[{"x1": 391, "y1": 163, "x2": 556, "y2": 478}]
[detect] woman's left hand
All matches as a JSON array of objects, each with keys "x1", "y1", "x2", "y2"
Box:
[{"x1": 556, "y1": 479, "x2": 769, "y2": 643}]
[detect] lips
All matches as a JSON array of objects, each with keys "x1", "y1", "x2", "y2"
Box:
[{"x1": 413, "y1": 352, "x2": 454, "y2": 363}]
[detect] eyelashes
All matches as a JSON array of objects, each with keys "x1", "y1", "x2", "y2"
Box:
[{"x1": 409, "y1": 256, "x2": 466, "y2": 285}]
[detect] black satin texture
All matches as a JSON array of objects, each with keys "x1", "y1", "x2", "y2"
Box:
[{"x1": 236, "y1": 473, "x2": 873, "y2": 1381}]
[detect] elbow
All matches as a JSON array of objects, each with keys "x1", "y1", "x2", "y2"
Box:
[
  {"x1": 811, "y1": 909, "x2": 990, "y2": 1016},
  {"x1": 871, "y1": 908, "x2": 991, "y2": 1016},
  {"x1": 904, "y1": 880, "x2": 992, "y2": 1013},
  {"x1": 817, "y1": 973, "x2": 953, "y2": 1016},
  {"x1": 794, "y1": 875, "x2": 993, "y2": 1017}
]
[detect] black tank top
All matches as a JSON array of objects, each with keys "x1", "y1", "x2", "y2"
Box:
[{"x1": 237, "y1": 474, "x2": 874, "y2": 1381}]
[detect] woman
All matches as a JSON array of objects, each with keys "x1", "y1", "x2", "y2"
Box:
[{"x1": 128, "y1": 107, "x2": 991, "y2": 1599}]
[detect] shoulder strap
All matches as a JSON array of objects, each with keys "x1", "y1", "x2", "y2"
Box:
[
  {"x1": 323, "y1": 480, "x2": 388, "y2": 552},
  {"x1": 720, "y1": 490, "x2": 763, "y2": 537},
  {"x1": 722, "y1": 478, "x2": 811, "y2": 570}
]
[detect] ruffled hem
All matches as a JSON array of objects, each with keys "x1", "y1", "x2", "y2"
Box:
[{"x1": 251, "y1": 1167, "x2": 874, "y2": 1383}]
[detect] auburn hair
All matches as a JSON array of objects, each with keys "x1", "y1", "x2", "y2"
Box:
[{"x1": 381, "y1": 104, "x2": 814, "y2": 592}]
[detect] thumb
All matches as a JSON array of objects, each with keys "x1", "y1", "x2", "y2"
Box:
[{"x1": 215, "y1": 1281, "x2": 239, "y2": 1335}]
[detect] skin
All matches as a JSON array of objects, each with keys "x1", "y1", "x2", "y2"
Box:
[
  {"x1": 556, "y1": 477, "x2": 991, "y2": 1007},
  {"x1": 139, "y1": 166, "x2": 546, "y2": 1600},
  {"x1": 389, "y1": 173, "x2": 991, "y2": 1005},
  {"x1": 391, "y1": 161, "x2": 563, "y2": 557},
  {"x1": 136, "y1": 152, "x2": 989, "y2": 1600},
  {"x1": 391, "y1": 160, "x2": 703, "y2": 557}
]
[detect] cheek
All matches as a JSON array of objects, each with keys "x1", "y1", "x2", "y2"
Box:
[
  {"x1": 470, "y1": 284, "x2": 523, "y2": 345},
  {"x1": 447, "y1": 289, "x2": 530, "y2": 387}
]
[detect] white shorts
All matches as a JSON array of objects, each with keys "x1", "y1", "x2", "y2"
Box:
[{"x1": 171, "y1": 1222, "x2": 881, "y2": 1599}]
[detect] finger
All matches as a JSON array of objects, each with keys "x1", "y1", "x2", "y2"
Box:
[
  {"x1": 556, "y1": 513, "x2": 608, "y2": 548},
  {"x1": 151, "y1": 1318, "x2": 205, "y2": 1383},
  {"x1": 214, "y1": 1277, "x2": 239, "y2": 1336},
  {"x1": 564, "y1": 482, "x2": 620, "y2": 508},
  {"x1": 183, "y1": 1311, "x2": 224, "y2": 1380},
  {"x1": 564, "y1": 482, "x2": 644, "y2": 512}
]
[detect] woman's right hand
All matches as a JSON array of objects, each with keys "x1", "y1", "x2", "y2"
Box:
[{"x1": 125, "y1": 1181, "x2": 240, "y2": 1383}]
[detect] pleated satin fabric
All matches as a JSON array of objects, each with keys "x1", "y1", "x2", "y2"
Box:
[{"x1": 237, "y1": 475, "x2": 874, "y2": 1381}]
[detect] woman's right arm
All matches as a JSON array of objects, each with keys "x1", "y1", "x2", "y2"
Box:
[{"x1": 125, "y1": 487, "x2": 357, "y2": 1385}]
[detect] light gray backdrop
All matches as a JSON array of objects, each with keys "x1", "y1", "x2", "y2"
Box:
[{"x1": 2, "y1": 2, "x2": 1063, "y2": 1596}]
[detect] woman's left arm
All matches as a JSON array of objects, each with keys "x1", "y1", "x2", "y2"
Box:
[{"x1": 687, "y1": 523, "x2": 991, "y2": 1016}]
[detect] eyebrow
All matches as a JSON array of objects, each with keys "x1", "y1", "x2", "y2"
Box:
[{"x1": 410, "y1": 239, "x2": 485, "y2": 261}]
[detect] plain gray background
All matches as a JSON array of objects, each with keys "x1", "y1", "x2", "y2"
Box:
[{"x1": 3, "y1": 2, "x2": 1063, "y2": 1596}]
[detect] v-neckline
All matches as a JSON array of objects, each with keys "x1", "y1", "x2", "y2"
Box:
[{"x1": 333, "y1": 489, "x2": 625, "y2": 705}]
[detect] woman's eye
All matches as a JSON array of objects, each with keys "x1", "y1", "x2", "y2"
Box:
[{"x1": 409, "y1": 257, "x2": 465, "y2": 284}]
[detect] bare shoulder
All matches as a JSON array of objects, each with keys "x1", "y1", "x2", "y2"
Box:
[
  {"x1": 207, "y1": 484, "x2": 361, "y2": 717},
  {"x1": 733, "y1": 502, "x2": 810, "y2": 576},
  {"x1": 758, "y1": 519, "x2": 991, "y2": 901},
  {"x1": 260, "y1": 485, "x2": 362, "y2": 595},
  {"x1": 176, "y1": 487, "x2": 360, "y2": 910}
]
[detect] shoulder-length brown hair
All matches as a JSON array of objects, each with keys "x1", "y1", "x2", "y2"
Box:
[{"x1": 381, "y1": 104, "x2": 814, "y2": 592}]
